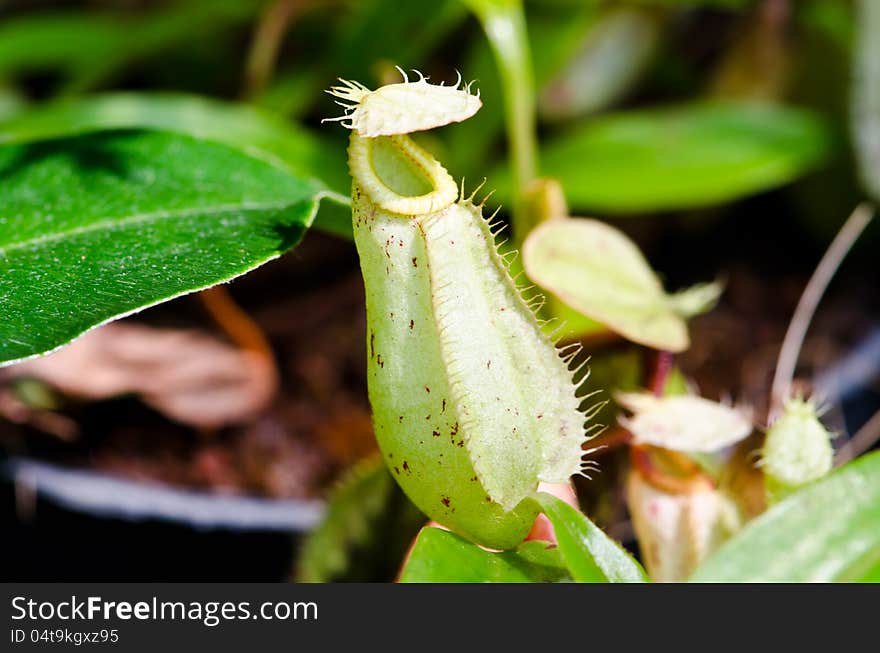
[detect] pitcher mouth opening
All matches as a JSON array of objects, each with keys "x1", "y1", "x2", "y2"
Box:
[{"x1": 348, "y1": 134, "x2": 457, "y2": 216}]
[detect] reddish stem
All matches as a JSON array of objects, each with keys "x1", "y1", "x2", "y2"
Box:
[
  {"x1": 649, "y1": 350, "x2": 674, "y2": 397},
  {"x1": 582, "y1": 426, "x2": 633, "y2": 458}
]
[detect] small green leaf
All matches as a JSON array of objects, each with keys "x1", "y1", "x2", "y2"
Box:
[
  {"x1": 691, "y1": 451, "x2": 880, "y2": 582},
  {"x1": 523, "y1": 217, "x2": 696, "y2": 351},
  {"x1": 536, "y1": 492, "x2": 648, "y2": 583},
  {"x1": 666, "y1": 281, "x2": 723, "y2": 318},
  {"x1": 297, "y1": 458, "x2": 393, "y2": 582},
  {"x1": 296, "y1": 457, "x2": 425, "y2": 583},
  {"x1": 494, "y1": 102, "x2": 831, "y2": 213},
  {"x1": 0, "y1": 129, "x2": 327, "y2": 366},
  {"x1": 398, "y1": 527, "x2": 570, "y2": 583},
  {"x1": 0, "y1": 93, "x2": 351, "y2": 236}
]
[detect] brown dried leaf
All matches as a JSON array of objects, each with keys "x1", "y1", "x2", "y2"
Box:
[{"x1": 2, "y1": 323, "x2": 277, "y2": 428}]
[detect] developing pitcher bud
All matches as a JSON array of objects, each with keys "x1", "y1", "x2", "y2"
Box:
[
  {"x1": 617, "y1": 392, "x2": 752, "y2": 452},
  {"x1": 762, "y1": 397, "x2": 833, "y2": 503},
  {"x1": 626, "y1": 471, "x2": 740, "y2": 582},
  {"x1": 328, "y1": 75, "x2": 590, "y2": 550}
]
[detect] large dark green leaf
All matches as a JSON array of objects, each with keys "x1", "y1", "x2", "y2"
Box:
[
  {"x1": 536, "y1": 492, "x2": 648, "y2": 582},
  {"x1": 691, "y1": 451, "x2": 880, "y2": 582},
  {"x1": 398, "y1": 527, "x2": 570, "y2": 583},
  {"x1": 491, "y1": 102, "x2": 831, "y2": 213},
  {"x1": 0, "y1": 93, "x2": 351, "y2": 236},
  {"x1": 0, "y1": 129, "x2": 326, "y2": 366}
]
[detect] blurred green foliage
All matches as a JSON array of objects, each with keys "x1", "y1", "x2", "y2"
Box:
[{"x1": 0, "y1": 0, "x2": 866, "y2": 227}]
